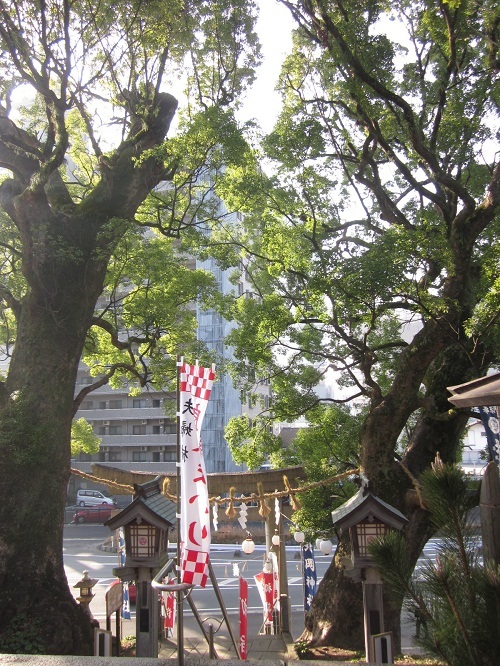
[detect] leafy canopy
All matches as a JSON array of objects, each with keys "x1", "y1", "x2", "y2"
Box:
[
  {"x1": 211, "y1": 0, "x2": 499, "y2": 463},
  {"x1": 0, "y1": 0, "x2": 261, "y2": 396}
]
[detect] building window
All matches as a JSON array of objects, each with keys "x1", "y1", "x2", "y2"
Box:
[
  {"x1": 81, "y1": 401, "x2": 93, "y2": 410},
  {"x1": 152, "y1": 399, "x2": 161, "y2": 408},
  {"x1": 132, "y1": 451, "x2": 147, "y2": 462},
  {"x1": 98, "y1": 427, "x2": 106, "y2": 436},
  {"x1": 153, "y1": 425, "x2": 161, "y2": 434},
  {"x1": 133, "y1": 399, "x2": 147, "y2": 408},
  {"x1": 133, "y1": 425, "x2": 147, "y2": 435},
  {"x1": 109, "y1": 426, "x2": 122, "y2": 435},
  {"x1": 109, "y1": 452, "x2": 122, "y2": 462},
  {"x1": 109, "y1": 400, "x2": 122, "y2": 409},
  {"x1": 164, "y1": 418, "x2": 176, "y2": 434},
  {"x1": 165, "y1": 450, "x2": 177, "y2": 462},
  {"x1": 152, "y1": 452, "x2": 160, "y2": 462},
  {"x1": 99, "y1": 401, "x2": 107, "y2": 409}
]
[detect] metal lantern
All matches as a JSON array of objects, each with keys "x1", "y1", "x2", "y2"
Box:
[
  {"x1": 128, "y1": 518, "x2": 164, "y2": 561},
  {"x1": 331, "y1": 482, "x2": 407, "y2": 664},
  {"x1": 331, "y1": 485, "x2": 407, "y2": 569},
  {"x1": 353, "y1": 515, "x2": 390, "y2": 560},
  {"x1": 106, "y1": 478, "x2": 175, "y2": 571},
  {"x1": 105, "y1": 477, "x2": 176, "y2": 659}
]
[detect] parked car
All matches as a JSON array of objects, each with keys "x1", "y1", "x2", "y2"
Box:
[
  {"x1": 72, "y1": 506, "x2": 114, "y2": 523},
  {"x1": 76, "y1": 489, "x2": 116, "y2": 507}
]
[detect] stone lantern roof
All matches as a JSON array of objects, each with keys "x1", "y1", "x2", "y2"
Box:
[
  {"x1": 331, "y1": 484, "x2": 407, "y2": 532},
  {"x1": 448, "y1": 373, "x2": 500, "y2": 408},
  {"x1": 106, "y1": 476, "x2": 176, "y2": 532}
]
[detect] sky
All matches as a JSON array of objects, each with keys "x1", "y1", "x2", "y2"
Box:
[
  {"x1": 9, "y1": 1, "x2": 294, "y2": 140},
  {"x1": 237, "y1": 0, "x2": 294, "y2": 133}
]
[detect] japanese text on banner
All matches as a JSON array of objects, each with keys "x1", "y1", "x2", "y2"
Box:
[
  {"x1": 239, "y1": 577, "x2": 248, "y2": 660},
  {"x1": 179, "y1": 362, "x2": 215, "y2": 587},
  {"x1": 302, "y1": 543, "x2": 317, "y2": 612}
]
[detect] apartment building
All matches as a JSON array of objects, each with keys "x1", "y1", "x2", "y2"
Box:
[
  {"x1": 75, "y1": 374, "x2": 177, "y2": 465},
  {"x1": 70, "y1": 211, "x2": 271, "y2": 495}
]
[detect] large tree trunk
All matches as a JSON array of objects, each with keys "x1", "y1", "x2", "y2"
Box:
[
  {"x1": 0, "y1": 92, "x2": 178, "y2": 654},
  {"x1": 302, "y1": 534, "x2": 364, "y2": 649},
  {"x1": 301, "y1": 342, "x2": 477, "y2": 653},
  {"x1": 0, "y1": 220, "x2": 108, "y2": 653}
]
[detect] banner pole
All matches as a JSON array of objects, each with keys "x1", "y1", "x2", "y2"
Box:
[
  {"x1": 208, "y1": 559, "x2": 241, "y2": 657},
  {"x1": 176, "y1": 355, "x2": 185, "y2": 666}
]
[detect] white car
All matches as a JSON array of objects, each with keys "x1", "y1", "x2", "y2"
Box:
[{"x1": 76, "y1": 489, "x2": 116, "y2": 507}]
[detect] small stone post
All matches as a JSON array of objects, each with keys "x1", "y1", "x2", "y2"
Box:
[{"x1": 480, "y1": 461, "x2": 500, "y2": 567}]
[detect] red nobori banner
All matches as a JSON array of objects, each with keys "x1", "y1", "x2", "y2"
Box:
[
  {"x1": 239, "y1": 577, "x2": 248, "y2": 660},
  {"x1": 179, "y1": 361, "x2": 215, "y2": 587},
  {"x1": 254, "y1": 571, "x2": 274, "y2": 625},
  {"x1": 162, "y1": 579, "x2": 176, "y2": 630}
]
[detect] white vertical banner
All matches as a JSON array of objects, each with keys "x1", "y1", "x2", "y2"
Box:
[
  {"x1": 117, "y1": 527, "x2": 130, "y2": 619},
  {"x1": 268, "y1": 551, "x2": 280, "y2": 613},
  {"x1": 179, "y1": 361, "x2": 215, "y2": 587}
]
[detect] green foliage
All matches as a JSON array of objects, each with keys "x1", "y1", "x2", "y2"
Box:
[
  {"x1": 71, "y1": 418, "x2": 100, "y2": 457},
  {"x1": 0, "y1": 0, "x2": 261, "y2": 395},
  {"x1": 225, "y1": 415, "x2": 282, "y2": 470},
  {"x1": 292, "y1": 478, "x2": 358, "y2": 540},
  {"x1": 80, "y1": 231, "x2": 219, "y2": 391},
  {"x1": 370, "y1": 464, "x2": 499, "y2": 666},
  {"x1": 0, "y1": 0, "x2": 261, "y2": 655},
  {"x1": 226, "y1": 403, "x2": 361, "y2": 536},
  {"x1": 212, "y1": 0, "x2": 499, "y2": 485},
  {"x1": 282, "y1": 404, "x2": 362, "y2": 473},
  {"x1": 0, "y1": 613, "x2": 45, "y2": 654}
]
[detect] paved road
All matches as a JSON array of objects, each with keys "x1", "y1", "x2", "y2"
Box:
[
  {"x1": 63, "y1": 524, "x2": 329, "y2": 624},
  {"x1": 63, "y1": 524, "x2": 430, "y2": 650}
]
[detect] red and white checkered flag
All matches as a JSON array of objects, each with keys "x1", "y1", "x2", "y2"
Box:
[
  {"x1": 181, "y1": 550, "x2": 209, "y2": 587},
  {"x1": 179, "y1": 361, "x2": 215, "y2": 587}
]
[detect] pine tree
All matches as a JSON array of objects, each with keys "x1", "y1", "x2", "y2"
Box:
[{"x1": 370, "y1": 460, "x2": 500, "y2": 665}]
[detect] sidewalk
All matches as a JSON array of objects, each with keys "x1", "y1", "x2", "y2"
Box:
[
  {"x1": 151, "y1": 608, "x2": 419, "y2": 662},
  {"x1": 158, "y1": 630, "x2": 291, "y2": 661},
  {"x1": 0, "y1": 613, "x2": 424, "y2": 666},
  {"x1": 158, "y1": 619, "x2": 297, "y2": 662},
  {"x1": 120, "y1": 610, "x2": 293, "y2": 661}
]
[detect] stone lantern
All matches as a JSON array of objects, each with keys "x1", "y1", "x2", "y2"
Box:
[
  {"x1": 74, "y1": 570, "x2": 98, "y2": 618},
  {"x1": 106, "y1": 476, "x2": 175, "y2": 658},
  {"x1": 331, "y1": 483, "x2": 407, "y2": 664}
]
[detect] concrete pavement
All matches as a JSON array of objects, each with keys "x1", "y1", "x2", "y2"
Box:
[{"x1": 118, "y1": 604, "x2": 420, "y2": 661}]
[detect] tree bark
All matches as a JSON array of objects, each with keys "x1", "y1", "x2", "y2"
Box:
[
  {"x1": 0, "y1": 92, "x2": 178, "y2": 654},
  {"x1": 0, "y1": 247, "x2": 106, "y2": 653},
  {"x1": 301, "y1": 342, "x2": 479, "y2": 653}
]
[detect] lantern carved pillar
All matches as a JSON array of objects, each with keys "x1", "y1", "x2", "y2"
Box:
[
  {"x1": 362, "y1": 567, "x2": 384, "y2": 663},
  {"x1": 105, "y1": 477, "x2": 175, "y2": 659},
  {"x1": 331, "y1": 484, "x2": 408, "y2": 664}
]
